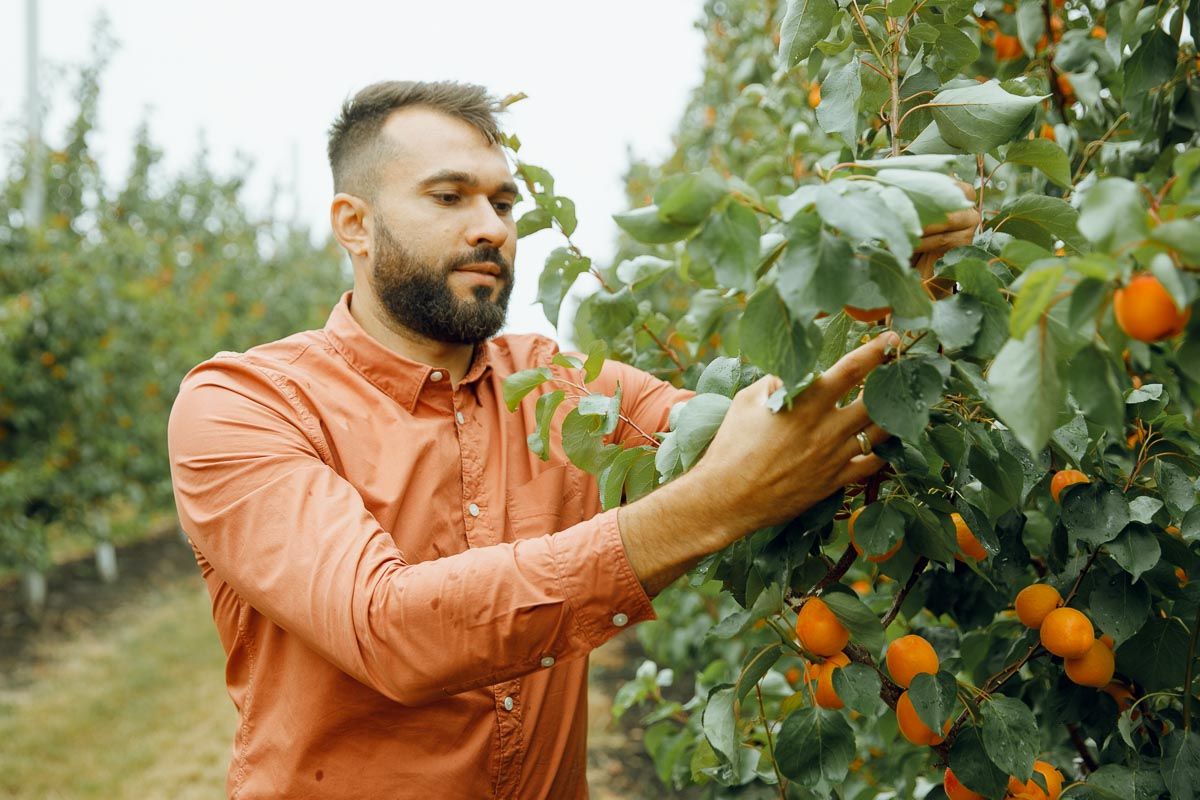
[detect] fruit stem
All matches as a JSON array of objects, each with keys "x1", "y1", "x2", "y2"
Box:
[
  {"x1": 1185, "y1": 606, "x2": 1200, "y2": 731},
  {"x1": 881, "y1": 557, "x2": 928, "y2": 628}
]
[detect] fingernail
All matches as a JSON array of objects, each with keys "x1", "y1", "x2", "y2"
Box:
[{"x1": 882, "y1": 332, "x2": 901, "y2": 348}]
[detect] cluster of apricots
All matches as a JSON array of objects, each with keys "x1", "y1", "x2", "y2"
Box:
[
  {"x1": 945, "y1": 760, "x2": 1065, "y2": 800},
  {"x1": 848, "y1": 507, "x2": 987, "y2": 564}
]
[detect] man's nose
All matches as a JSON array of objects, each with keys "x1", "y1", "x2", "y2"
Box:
[{"x1": 465, "y1": 198, "x2": 510, "y2": 250}]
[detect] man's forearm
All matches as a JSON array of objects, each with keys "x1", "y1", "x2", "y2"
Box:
[{"x1": 616, "y1": 470, "x2": 743, "y2": 597}]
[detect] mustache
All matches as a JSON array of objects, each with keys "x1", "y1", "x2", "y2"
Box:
[{"x1": 446, "y1": 248, "x2": 512, "y2": 279}]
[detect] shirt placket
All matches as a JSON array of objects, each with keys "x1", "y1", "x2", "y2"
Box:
[{"x1": 453, "y1": 382, "x2": 525, "y2": 798}]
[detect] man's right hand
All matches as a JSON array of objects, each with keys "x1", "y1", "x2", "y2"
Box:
[
  {"x1": 689, "y1": 331, "x2": 898, "y2": 533},
  {"x1": 616, "y1": 331, "x2": 898, "y2": 596}
]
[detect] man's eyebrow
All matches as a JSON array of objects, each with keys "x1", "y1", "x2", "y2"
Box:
[{"x1": 417, "y1": 170, "x2": 519, "y2": 196}]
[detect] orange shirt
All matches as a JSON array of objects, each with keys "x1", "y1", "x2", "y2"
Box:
[{"x1": 167, "y1": 289, "x2": 693, "y2": 799}]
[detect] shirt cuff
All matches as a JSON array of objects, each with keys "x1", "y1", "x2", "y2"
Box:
[{"x1": 549, "y1": 508, "x2": 657, "y2": 649}]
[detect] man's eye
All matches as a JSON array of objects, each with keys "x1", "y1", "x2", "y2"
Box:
[
  {"x1": 434, "y1": 193, "x2": 459, "y2": 204},
  {"x1": 493, "y1": 201, "x2": 513, "y2": 214}
]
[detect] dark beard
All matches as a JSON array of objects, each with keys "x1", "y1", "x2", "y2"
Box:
[{"x1": 368, "y1": 219, "x2": 513, "y2": 345}]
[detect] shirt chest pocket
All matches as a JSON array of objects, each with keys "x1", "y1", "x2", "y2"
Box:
[{"x1": 505, "y1": 464, "x2": 585, "y2": 541}]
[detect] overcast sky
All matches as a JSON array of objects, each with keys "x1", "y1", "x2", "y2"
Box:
[{"x1": 0, "y1": 1, "x2": 708, "y2": 340}]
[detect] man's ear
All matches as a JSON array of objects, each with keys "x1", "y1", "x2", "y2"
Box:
[{"x1": 331, "y1": 193, "x2": 370, "y2": 259}]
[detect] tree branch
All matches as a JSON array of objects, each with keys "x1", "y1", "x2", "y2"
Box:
[{"x1": 881, "y1": 557, "x2": 929, "y2": 628}]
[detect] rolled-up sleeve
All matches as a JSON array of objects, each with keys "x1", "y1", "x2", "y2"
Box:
[{"x1": 167, "y1": 359, "x2": 654, "y2": 707}]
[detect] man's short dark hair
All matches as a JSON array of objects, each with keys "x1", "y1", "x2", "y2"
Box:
[{"x1": 327, "y1": 80, "x2": 504, "y2": 198}]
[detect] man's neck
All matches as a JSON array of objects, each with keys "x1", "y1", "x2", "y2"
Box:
[{"x1": 349, "y1": 289, "x2": 476, "y2": 386}]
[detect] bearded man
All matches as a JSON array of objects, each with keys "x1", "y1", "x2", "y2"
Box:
[{"x1": 167, "y1": 80, "x2": 977, "y2": 799}]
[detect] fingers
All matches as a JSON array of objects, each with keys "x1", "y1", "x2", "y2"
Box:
[
  {"x1": 919, "y1": 207, "x2": 981, "y2": 236},
  {"x1": 807, "y1": 332, "x2": 899, "y2": 403},
  {"x1": 835, "y1": 394, "x2": 871, "y2": 435},
  {"x1": 834, "y1": 452, "x2": 889, "y2": 486},
  {"x1": 836, "y1": 422, "x2": 890, "y2": 464},
  {"x1": 956, "y1": 179, "x2": 977, "y2": 202},
  {"x1": 914, "y1": 227, "x2": 977, "y2": 255}
]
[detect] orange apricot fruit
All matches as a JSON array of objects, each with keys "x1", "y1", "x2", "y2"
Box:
[
  {"x1": 1065, "y1": 639, "x2": 1116, "y2": 687},
  {"x1": 814, "y1": 652, "x2": 850, "y2": 709},
  {"x1": 1050, "y1": 470, "x2": 1089, "y2": 502},
  {"x1": 1040, "y1": 607, "x2": 1095, "y2": 658},
  {"x1": 896, "y1": 690, "x2": 950, "y2": 745},
  {"x1": 945, "y1": 767, "x2": 987, "y2": 800},
  {"x1": 1114, "y1": 274, "x2": 1191, "y2": 342},
  {"x1": 796, "y1": 597, "x2": 850, "y2": 657},
  {"x1": 844, "y1": 305, "x2": 891, "y2": 323},
  {"x1": 886, "y1": 634, "x2": 940, "y2": 689},
  {"x1": 1015, "y1": 584, "x2": 1063, "y2": 629},
  {"x1": 953, "y1": 513, "x2": 988, "y2": 561}
]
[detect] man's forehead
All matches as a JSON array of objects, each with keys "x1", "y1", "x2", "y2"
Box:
[{"x1": 379, "y1": 107, "x2": 513, "y2": 188}]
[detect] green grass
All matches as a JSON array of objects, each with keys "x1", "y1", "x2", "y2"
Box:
[{"x1": 0, "y1": 576, "x2": 235, "y2": 799}]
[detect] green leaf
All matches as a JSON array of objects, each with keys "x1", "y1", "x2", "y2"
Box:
[
  {"x1": 986, "y1": 327, "x2": 1063, "y2": 453},
  {"x1": 815, "y1": 57, "x2": 862, "y2": 149},
  {"x1": 1160, "y1": 731, "x2": 1200, "y2": 800},
  {"x1": 1107, "y1": 523, "x2": 1161, "y2": 582},
  {"x1": 599, "y1": 446, "x2": 642, "y2": 510},
  {"x1": 655, "y1": 170, "x2": 727, "y2": 226},
  {"x1": 931, "y1": 24, "x2": 981, "y2": 78},
  {"x1": 823, "y1": 591, "x2": 885, "y2": 657},
  {"x1": 775, "y1": 707, "x2": 856, "y2": 784},
  {"x1": 1078, "y1": 178, "x2": 1150, "y2": 252},
  {"x1": 1015, "y1": 0, "x2": 1046, "y2": 56},
  {"x1": 1116, "y1": 616, "x2": 1191, "y2": 692},
  {"x1": 735, "y1": 644, "x2": 783, "y2": 700},
  {"x1": 932, "y1": 293, "x2": 984, "y2": 350},
  {"x1": 864, "y1": 357, "x2": 945, "y2": 443},
  {"x1": 988, "y1": 195, "x2": 1088, "y2": 253},
  {"x1": 503, "y1": 367, "x2": 552, "y2": 412},
  {"x1": 623, "y1": 449, "x2": 658, "y2": 503},
  {"x1": 776, "y1": 211, "x2": 856, "y2": 317},
  {"x1": 929, "y1": 81, "x2": 1045, "y2": 153},
  {"x1": 949, "y1": 726, "x2": 1010, "y2": 799},
  {"x1": 577, "y1": 384, "x2": 622, "y2": 436},
  {"x1": 779, "y1": 0, "x2": 838, "y2": 67},
  {"x1": 853, "y1": 154, "x2": 959, "y2": 170},
  {"x1": 872, "y1": 169, "x2": 973, "y2": 226},
  {"x1": 1050, "y1": 414, "x2": 1090, "y2": 467},
  {"x1": 583, "y1": 340, "x2": 607, "y2": 383},
  {"x1": 1005, "y1": 139, "x2": 1072, "y2": 188},
  {"x1": 537, "y1": 248, "x2": 592, "y2": 327},
  {"x1": 1061, "y1": 484, "x2": 1131, "y2": 546},
  {"x1": 1085, "y1": 764, "x2": 1167, "y2": 799},
  {"x1": 739, "y1": 286, "x2": 819, "y2": 388},
  {"x1": 1068, "y1": 345, "x2": 1125, "y2": 438},
  {"x1": 1089, "y1": 569, "x2": 1151, "y2": 645},
  {"x1": 586, "y1": 288, "x2": 639, "y2": 340},
  {"x1": 517, "y1": 205, "x2": 553, "y2": 237},
  {"x1": 702, "y1": 684, "x2": 740, "y2": 769},
  {"x1": 1156, "y1": 460, "x2": 1197, "y2": 519},
  {"x1": 1010, "y1": 262, "x2": 1066, "y2": 338},
  {"x1": 613, "y1": 205, "x2": 698, "y2": 244},
  {"x1": 561, "y1": 408, "x2": 619, "y2": 474},
  {"x1": 968, "y1": 445, "x2": 1024, "y2": 509},
  {"x1": 1151, "y1": 220, "x2": 1200, "y2": 263},
  {"x1": 852, "y1": 501, "x2": 905, "y2": 557},
  {"x1": 694, "y1": 201, "x2": 761, "y2": 294},
  {"x1": 672, "y1": 393, "x2": 731, "y2": 470},
  {"x1": 711, "y1": 583, "x2": 783, "y2": 637},
  {"x1": 696, "y1": 357, "x2": 743, "y2": 398},
  {"x1": 527, "y1": 389, "x2": 565, "y2": 460},
  {"x1": 981, "y1": 696, "x2": 1037, "y2": 782},
  {"x1": 866, "y1": 249, "x2": 932, "y2": 321},
  {"x1": 616, "y1": 254, "x2": 675, "y2": 289},
  {"x1": 832, "y1": 663, "x2": 884, "y2": 716},
  {"x1": 816, "y1": 180, "x2": 921, "y2": 263},
  {"x1": 908, "y1": 671, "x2": 958, "y2": 734}
]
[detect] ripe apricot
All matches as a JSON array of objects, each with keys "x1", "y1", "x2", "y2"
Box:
[
  {"x1": 994, "y1": 33, "x2": 1023, "y2": 60},
  {"x1": 1050, "y1": 469, "x2": 1089, "y2": 502},
  {"x1": 953, "y1": 513, "x2": 987, "y2": 561},
  {"x1": 814, "y1": 652, "x2": 850, "y2": 709},
  {"x1": 1065, "y1": 638, "x2": 1116, "y2": 687},
  {"x1": 1114, "y1": 274, "x2": 1191, "y2": 342},
  {"x1": 1103, "y1": 682, "x2": 1139, "y2": 717},
  {"x1": 808, "y1": 82, "x2": 821, "y2": 108},
  {"x1": 844, "y1": 305, "x2": 891, "y2": 322},
  {"x1": 1040, "y1": 607, "x2": 1095, "y2": 658},
  {"x1": 851, "y1": 579, "x2": 871, "y2": 596},
  {"x1": 1091, "y1": 25, "x2": 1107, "y2": 39},
  {"x1": 796, "y1": 597, "x2": 850, "y2": 657},
  {"x1": 1057, "y1": 74, "x2": 1075, "y2": 101},
  {"x1": 849, "y1": 506, "x2": 903, "y2": 563},
  {"x1": 1039, "y1": 123, "x2": 1056, "y2": 141},
  {"x1": 886, "y1": 635, "x2": 940, "y2": 689},
  {"x1": 945, "y1": 767, "x2": 987, "y2": 800},
  {"x1": 1167, "y1": 525, "x2": 1182, "y2": 537},
  {"x1": 1100, "y1": 634, "x2": 1115, "y2": 650},
  {"x1": 1015, "y1": 584, "x2": 1062, "y2": 629},
  {"x1": 1008, "y1": 760, "x2": 1063, "y2": 800},
  {"x1": 896, "y1": 690, "x2": 949, "y2": 745},
  {"x1": 785, "y1": 666, "x2": 802, "y2": 685}
]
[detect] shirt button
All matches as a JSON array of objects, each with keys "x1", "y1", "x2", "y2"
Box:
[
  {"x1": 430, "y1": 370, "x2": 444, "y2": 382},
  {"x1": 455, "y1": 411, "x2": 465, "y2": 425},
  {"x1": 502, "y1": 696, "x2": 514, "y2": 711},
  {"x1": 467, "y1": 503, "x2": 480, "y2": 517},
  {"x1": 612, "y1": 613, "x2": 629, "y2": 627},
  {"x1": 540, "y1": 656, "x2": 555, "y2": 668}
]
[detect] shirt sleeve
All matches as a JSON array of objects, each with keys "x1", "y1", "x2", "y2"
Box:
[{"x1": 167, "y1": 356, "x2": 655, "y2": 707}]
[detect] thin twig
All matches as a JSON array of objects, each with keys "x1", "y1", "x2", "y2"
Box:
[
  {"x1": 640, "y1": 323, "x2": 685, "y2": 371},
  {"x1": 881, "y1": 557, "x2": 929, "y2": 628},
  {"x1": 757, "y1": 683, "x2": 789, "y2": 798},
  {"x1": 1066, "y1": 723, "x2": 1099, "y2": 772}
]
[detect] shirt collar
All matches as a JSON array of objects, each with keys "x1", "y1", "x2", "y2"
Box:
[{"x1": 323, "y1": 290, "x2": 493, "y2": 412}]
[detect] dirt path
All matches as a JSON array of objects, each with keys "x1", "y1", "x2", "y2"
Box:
[{"x1": 0, "y1": 527, "x2": 671, "y2": 798}]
